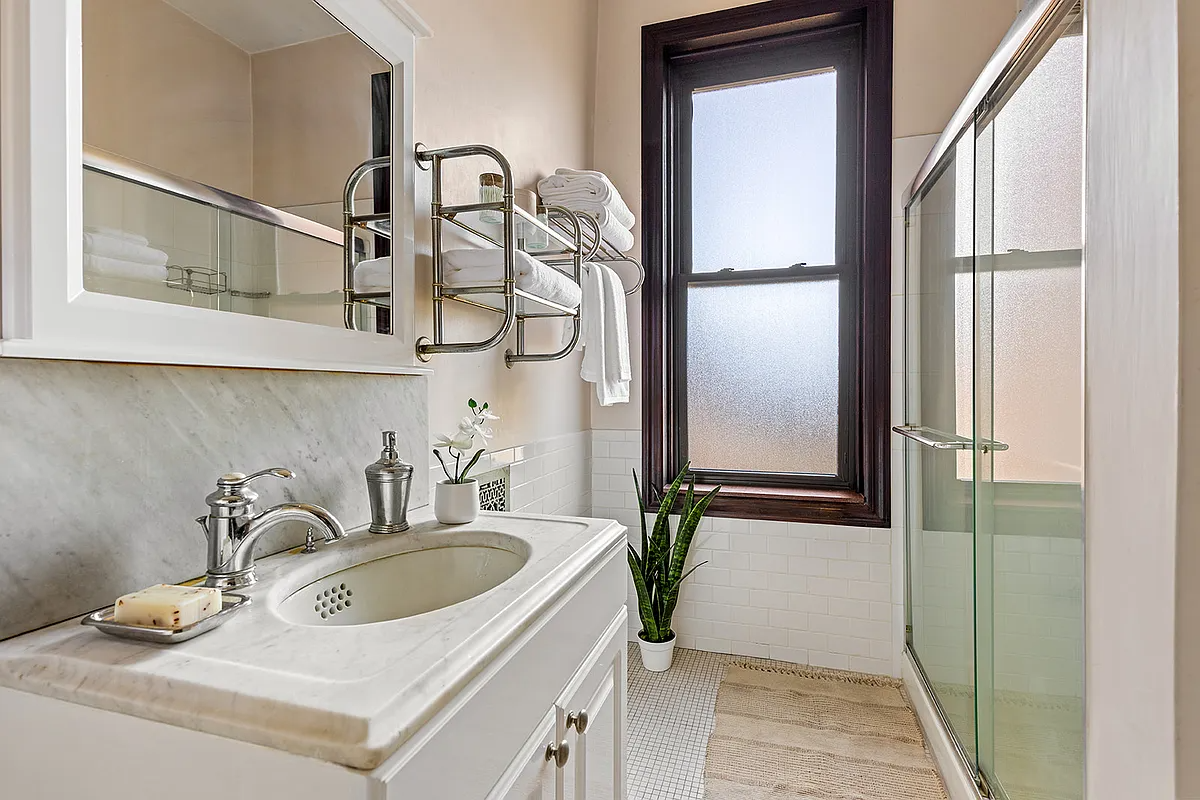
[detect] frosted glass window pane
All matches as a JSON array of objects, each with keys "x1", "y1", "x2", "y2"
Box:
[
  {"x1": 691, "y1": 70, "x2": 837, "y2": 272},
  {"x1": 686, "y1": 280, "x2": 839, "y2": 474}
]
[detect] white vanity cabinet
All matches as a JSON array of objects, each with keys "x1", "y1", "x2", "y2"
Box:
[
  {"x1": 376, "y1": 543, "x2": 627, "y2": 800},
  {"x1": 493, "y1": 711, "x2": 560, "y2": 800},
  {"x1": 489, "y1": 616, "x2": 626, "y2": 800},
  {"x1": 559, "y1": 626, "x2": 625, "y2": 800},
  {"x1": 0, "y1": 520, "x2": 628, "y2": 800}
]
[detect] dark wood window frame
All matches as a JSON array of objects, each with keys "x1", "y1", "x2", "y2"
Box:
[{"x1": 642, "y1": 0, "x2": 892, "y2": 527}]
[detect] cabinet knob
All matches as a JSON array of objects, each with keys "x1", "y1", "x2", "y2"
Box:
[
  {"x1": 566, "y1": 710, "x2": 589, "y2": 733},
  {"x1": 545, "y1": 739, "x2": 570, "y2": 768}
]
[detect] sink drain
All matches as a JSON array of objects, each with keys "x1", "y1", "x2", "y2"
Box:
[{"x1": 313, "y1": 582, "x2": 354, "y2": 619}]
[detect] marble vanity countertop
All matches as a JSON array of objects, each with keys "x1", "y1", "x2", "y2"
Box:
[{"x1": 0, "y1": 510, "x2": 626, "y2": 770}]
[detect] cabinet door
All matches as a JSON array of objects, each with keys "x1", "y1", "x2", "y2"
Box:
[
  {"x1": 574, "y1": 665, "x2": 622, "y2": 800},
  {"x1": 488, "y1": 710, "x2": 559, "y2": 800},
  {"x1": 561, "y1": 614, "x2": 626, "y2": 800}
]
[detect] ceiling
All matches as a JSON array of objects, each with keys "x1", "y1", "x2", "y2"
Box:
[{"x1": 162, "y1": 0, "x2": 349, "y2": 55}]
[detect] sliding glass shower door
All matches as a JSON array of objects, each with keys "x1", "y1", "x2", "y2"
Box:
[
  {"x1": 973, "y1": 25, "x2": 1085, "y2": 800},
  {"x1": 902, "y1": 10, "x2": 1084, "y2": 800},
  {"x1": 903, "y1": 127, "x2": 980, "y2": 767}
]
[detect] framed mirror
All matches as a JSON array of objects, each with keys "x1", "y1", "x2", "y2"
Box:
[
  {"x1": 0, "y1": 0, "x2": 429, "y2": 372},
  {"x1": 82, "y1": 0, "x2": 395, "y2": 333}
]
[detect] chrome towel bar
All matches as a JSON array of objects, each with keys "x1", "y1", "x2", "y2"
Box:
[{"x1": 892, "y1": 425, "x2": 1009, "y2": 452}]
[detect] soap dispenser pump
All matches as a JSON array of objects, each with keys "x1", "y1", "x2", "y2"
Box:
[{"x1": 365, "y1": 431, "x2": 413, "y2": 534}]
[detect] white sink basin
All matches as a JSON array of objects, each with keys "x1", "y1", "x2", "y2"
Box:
[{"x1": 276, "y1": 542, "x2": 528, "y2": 626}]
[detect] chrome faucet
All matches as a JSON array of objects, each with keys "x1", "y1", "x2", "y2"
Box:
[{"x1": 197, "y1": 467, "x2": 347, "y2": 589}]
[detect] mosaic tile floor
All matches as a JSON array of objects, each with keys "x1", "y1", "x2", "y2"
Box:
[{"x1": 626, "y1": 647, "x2": 798, "y2": 800}]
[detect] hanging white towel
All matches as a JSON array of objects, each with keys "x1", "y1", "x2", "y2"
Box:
[
  {"x1": 599, "y1": 263, "x2": 631, "y2": 386},
  {"x1": 569, "y1": 263, "x2": 630, "y2": 406}
]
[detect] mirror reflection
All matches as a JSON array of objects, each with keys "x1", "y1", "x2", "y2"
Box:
[{"x1": 81, "y1": 0, "x2": 393, "y2": 333}]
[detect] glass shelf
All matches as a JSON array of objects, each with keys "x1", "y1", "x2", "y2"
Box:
[
  {"x1": 437, "y1": 206, "x2": 580, "y2": 257},
  {"x1": 440, "y1": 285, "x2": 578, "y2": 318},
  {"x1": 434, "y1": 204, "x2": 645, "y2": 295},
  {"x1": 348, "y1": 215, "x2": 391, "y2": 238}
]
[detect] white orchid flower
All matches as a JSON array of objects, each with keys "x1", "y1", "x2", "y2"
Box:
[
  {"x1": 434, "y1": 399, "x2": 499, "y2": 484},
  {"x1": 457, "y1": 416, "x2": 497, "y2": 442},
  {"x1": 435, "y1": 430, "x2": 475, "y2": 451}
]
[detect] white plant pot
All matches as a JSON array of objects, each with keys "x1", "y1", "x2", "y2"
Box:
[
  {"x1": 637, "y1": 631, "x2": 676, "y2": 672},
  {"x1": 435, "y1": 479, "x2": 479, "y2": 525}
]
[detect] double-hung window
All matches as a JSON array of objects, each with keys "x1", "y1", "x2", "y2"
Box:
[{"x1": 642, "y1": 1, "x2": 892, "y2": 525}]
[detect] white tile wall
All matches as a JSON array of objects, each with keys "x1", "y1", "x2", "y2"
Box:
[
  {"x1": 590, "y1": 429, "x2": 899, "y2": 677},
  {"x1": 425, "y1": 430, "x2": 591, "y2": 517},
  {"x1": 994, "y1": 534, "x2": 1083, "y2": 697},
  {"x1": 912, "y1": 526, "x2": 1084, "y2": 699}
]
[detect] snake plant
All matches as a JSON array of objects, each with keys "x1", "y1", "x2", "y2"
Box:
[{"x1": 628, "y1": 464, "x2": 721, "y2": 644}]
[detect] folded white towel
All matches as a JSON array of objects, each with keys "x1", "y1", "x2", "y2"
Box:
[
  {"x1": 538, "y1": 169, "x2": 635, "y2": 231},
  {"x1": 353, "y1": 256, "x2": 392, "y2": 293},
  {"x1": 83, "y1": 232, "x2": 169, "y2": 266},
  {"x1": 83, "y1": 254, "x2": 168, "y2": 283},
  {"x1": 444, "y1": 248, "x2": 582, "y2": 310},
  {"x1": 85, "y1": 226, "x2": 150, "y2": 247},
  {"x1": 568, "y1": 263, "x2": 630, "y2": 406}
]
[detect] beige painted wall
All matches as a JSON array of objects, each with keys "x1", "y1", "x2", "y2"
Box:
[
  {"x1": 82, "y1": 0, "x2": 253, "y2": 196},
  {"x1": 1179, "y1": 2, "x2": 1200, "y2": 795},
  {"x1": 589, "y1": 0, "x2": 1019, "y2": 431},
  {"x1": 84, "y1": 1, "x2": 384, "y2": 214},
  {"x1": 408, "y1": 0, "x2": 598, "y2": 450},
  {"x1": 251, "y1": 34, "x2": 387, "y2": 210}
]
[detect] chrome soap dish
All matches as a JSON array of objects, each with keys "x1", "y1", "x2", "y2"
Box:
[{"x1": 81, "y1": 593, "x2": 250, "y2": 644}]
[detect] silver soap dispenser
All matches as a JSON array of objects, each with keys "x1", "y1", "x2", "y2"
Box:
[{"x1": 365, "y1": 431, "x2": 413, "y2": 534}]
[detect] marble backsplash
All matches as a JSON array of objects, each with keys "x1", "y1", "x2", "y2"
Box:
[{"x1": 0, "y1": 359, "x2": 428, "y2": 641}]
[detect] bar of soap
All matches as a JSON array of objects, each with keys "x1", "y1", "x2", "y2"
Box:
[{"x1": 113, "y1": 584, "x2": 221, "y2": 630}]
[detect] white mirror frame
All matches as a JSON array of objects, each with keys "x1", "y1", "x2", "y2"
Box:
[{"x1": 0, "y1": 0, "x2": 431, "y2": 375}]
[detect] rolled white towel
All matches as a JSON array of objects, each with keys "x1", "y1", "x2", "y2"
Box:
[
  {"x1": 83, "y1": 254, "x2": 168, "y2": 283},
  {"x1": 444, "y1": 248, "x2": 582, "y2": 310},
  {"x1": 353, "y1": 256, "x2": 392, "y2": 293},
  {"x1": 538, "y1": 169, "x2": 635, "y2": 231},
  {"x1": 83, "y1": 232, "x2": 169, "y2": 266},
  {"x1": 584, "y1": 207, "x2": 635, "y2": 253},
  {"x1": 85, "y1": 226, "x2": 150, "y2": 247}
]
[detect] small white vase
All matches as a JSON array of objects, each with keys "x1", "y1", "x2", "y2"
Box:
[
  {"x1": 435, "y1": 479, "x2": 480, "y2": 524},
  {"x1": 637, "y1": 631, "x2": 676, "y2": 672}
]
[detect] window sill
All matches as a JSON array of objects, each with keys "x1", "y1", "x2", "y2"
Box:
[{"x1": 655, "y1": 483, "x2": 889, "y2": 527}]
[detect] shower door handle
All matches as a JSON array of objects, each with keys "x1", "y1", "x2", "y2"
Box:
[{"x1": 892, "y1": 425, "x2": 1009, "y2": 452}]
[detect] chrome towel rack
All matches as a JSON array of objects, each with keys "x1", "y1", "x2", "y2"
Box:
[{"x1": 411, "y1": 142, "x2": 643, "y2": 365}]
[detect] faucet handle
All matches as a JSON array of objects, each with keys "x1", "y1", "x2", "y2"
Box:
[{"x1": 218, "y1": 467, "x2": 294, "y2": 488}]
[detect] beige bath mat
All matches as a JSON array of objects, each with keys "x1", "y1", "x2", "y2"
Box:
[{"x1": 703, "y1": 662, "x2": 949, "y2": 800}]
